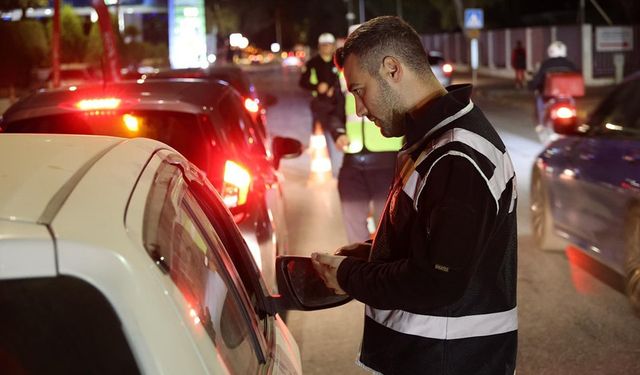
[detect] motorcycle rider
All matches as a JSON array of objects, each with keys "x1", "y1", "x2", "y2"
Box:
[{"x1": 529, "y1": 41, "x2": 579, "y2": 127}]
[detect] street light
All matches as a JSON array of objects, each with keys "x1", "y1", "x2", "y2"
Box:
[
  {"x1": 230, "y1": 33, "x2": 243, "y2": 48},
  {"x1": 271, "y1": 43, "x2": 281, "y2": 53},
  {"x1": 238, "y1": 37, "x2": 249, "y2": 49}
]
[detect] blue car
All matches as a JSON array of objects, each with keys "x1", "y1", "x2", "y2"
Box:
[{"x1": 531, "y1": 71, "x2": 640, "y2": 313}]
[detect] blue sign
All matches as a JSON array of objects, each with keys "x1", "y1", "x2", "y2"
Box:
[{"x1": 464, "y1": 8, "x2": 484, "y2": 29}]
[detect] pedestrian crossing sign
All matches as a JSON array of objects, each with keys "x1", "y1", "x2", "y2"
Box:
[{"x1": 464, "y1": 8, "x2": 484, "y2": 29}]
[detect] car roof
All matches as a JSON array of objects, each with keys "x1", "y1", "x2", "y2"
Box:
[
  {"x1": 2, "y1": 79, "x2": 233, "y2": 123},
  {"x1": 151, "y1": 65, "x2": 251, "y2": 96},
  {"x1": 0, "y1": 134, "x2": 165, "y2": 224}
]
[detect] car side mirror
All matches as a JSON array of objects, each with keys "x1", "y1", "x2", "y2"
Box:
[
  {"x1": 261, "y1": 93, "x2": 278, "y2": 107},
  {"x1": 272, "y1": 136, "x2": 302, "y2": 170},
  {"x1": 266, "y1": 256, "x2": 352, "y2": 313}
]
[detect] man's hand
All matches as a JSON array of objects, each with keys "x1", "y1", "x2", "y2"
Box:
[
  {"x1": 335, "y1": 134, "x2": 350, "y2": 151},
  {"x1": 335, "y1": 242, "x2": 371, "y2": 260},
  {"x1": 311, "y1": 253, "x2": 347, "y2": 295},
  {"x1": 317, "y1": 82, "x2": 329, "y2": 94}
]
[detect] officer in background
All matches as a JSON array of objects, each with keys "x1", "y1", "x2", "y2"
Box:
[
  {"x1": 330, "y1": 24, "x2": 403, "y2": 243},
  {"x1": 299, "y1": 32, "x2": 344, "y2": 176}
]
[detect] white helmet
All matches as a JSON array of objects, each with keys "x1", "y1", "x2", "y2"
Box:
[
  {"x1": 547, "y1": 41, "x2": 567, "y2": 58},
  {"x1": 318, "y1": 33, "x2": 336, "y2": 45}
]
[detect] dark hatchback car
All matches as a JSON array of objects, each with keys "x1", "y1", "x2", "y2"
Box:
[
  {"x1": 145, "y1": 65, "x2": 274, "y2": 139},
  {"x1": 0, "y1": 79, "x2": 302, "y2": 293},
  {"x1": 531, "y1": 71, "x2": 640, "y2": 313}
]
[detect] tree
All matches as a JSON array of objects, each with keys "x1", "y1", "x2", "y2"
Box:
[
  {"x1": 206, "y1": 2, "x2": 240, "y2": 36},
  {"x1": 0, "y1": 20, "x2": 48, "y2": 90},
  {"x1": 85, "y1": 22, "x2": 103, "y2": 67},
  {"x1": 48, "y1": 4, "x2": 87, "y2": 63}
]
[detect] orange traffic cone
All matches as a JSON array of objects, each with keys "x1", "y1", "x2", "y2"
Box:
[{"x1": 308, "y1": 121, "x2": 333, "y2": 185}]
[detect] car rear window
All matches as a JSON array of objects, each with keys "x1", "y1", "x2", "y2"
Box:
[
  {"x1": 217, "y1": 93, "x2": 267, "y2": 157},
  {"x1": 0, "y1": 276, "x2": 140, "y2": 374},
  {"x1": 4, "y1": 111, "x2": 211, "y2": 168}
]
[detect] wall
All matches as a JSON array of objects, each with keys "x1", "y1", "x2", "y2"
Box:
[{"x1": 422, "y1": 24, "x2": 640, "y2": 86}]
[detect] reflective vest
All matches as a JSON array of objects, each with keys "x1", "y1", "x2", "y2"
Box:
[
  {"x1": 339, "y1": 72, "x2": 403, "y2": 154},
  {"x1": 309, "y1": 67, "x2": 318, "y2": 97}
]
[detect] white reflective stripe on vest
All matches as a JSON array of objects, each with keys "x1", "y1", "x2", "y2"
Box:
[
  {"x1": 366, "y1": 306, "x2": 518, "y2": 340},
  {"x1": 410, "y1": 128, "x2": 517, "y2": 214},
  {"x1": 406, "y1": 100, "x2": 475, "y2": 155}
]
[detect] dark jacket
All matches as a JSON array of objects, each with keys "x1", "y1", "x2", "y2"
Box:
[
  {"x1": 299, "y1": 54, "x2": 344, "y2": 121},
  {"x1": 337, "y1": 85, "x2": 518, "y2": 374},
  {"x1": 511, "y1": 46, "x2": 526, "y2": 70}
]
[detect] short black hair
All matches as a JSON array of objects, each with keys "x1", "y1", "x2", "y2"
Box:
[{"x1": 334, "y1": 16, "x2": 430, "y2": 77}]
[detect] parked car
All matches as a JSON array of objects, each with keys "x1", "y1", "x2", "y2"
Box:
[
  {"x1": 0, "y1": 134, "x2": 350, "y2": 375},
  {"x1": 428, "y1": 51, "x2": 454, "y2": 87},
  {"x1": 0, "y1": 79, "x2": 301, "y2": 293},
  {"x1": 530, "y1": 71, "x2": 640, "y2": 313}
]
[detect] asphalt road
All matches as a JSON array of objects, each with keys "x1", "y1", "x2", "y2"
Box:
[{"x1": 249, "y1": 64, "x2": 640, "y2": 375}]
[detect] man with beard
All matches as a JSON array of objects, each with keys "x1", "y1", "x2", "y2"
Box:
[
  {"x1": 312, "y1": 16, "x2": 518, "y2": 374},
  {"x1": 332, "y1": 23, "x2": 403, "y2": 244}
]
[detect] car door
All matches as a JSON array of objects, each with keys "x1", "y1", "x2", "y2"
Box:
[
  {"x1": 186, "y1": 164, "x2": 302, "y2": 375},
  {"x1": 567, "y1": 78, "x2": 640, "y2": 269},
  {"x1": 142, "y1": 159, "x2": 266, "y2": 374},
  {"x1": 141, "y1": 156, "x2": 301, "y2": 374}
]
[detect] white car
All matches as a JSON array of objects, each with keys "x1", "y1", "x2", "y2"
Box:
[
  {"x1": 0, "y1": 134, "x2": 349, "y2": 374},
  {"x1": 0, "y1": 79, "x2": 302, "y2": 295}
]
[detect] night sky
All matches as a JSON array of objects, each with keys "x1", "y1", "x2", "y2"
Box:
[{"x1": 207, "y1": 0, "x2": 640, "y2": 50}]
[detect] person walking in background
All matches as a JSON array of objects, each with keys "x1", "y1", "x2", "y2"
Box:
[
  {"x1": 330, "y1": 23, "x2": 403, "y2": 243},
  {"x1": 299, "y1": 32, "x2": 344, "y2": 177},
  {"x1": 512, "y1": 40, "x2": 527, "y2": 89},
  {"x1": 312, "y1": 16, "x2": 518, "y2": 374}
]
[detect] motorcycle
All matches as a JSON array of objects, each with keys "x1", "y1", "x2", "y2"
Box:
[{"x1": 534, "y1": 71, "x2": 584, "y2": 144}]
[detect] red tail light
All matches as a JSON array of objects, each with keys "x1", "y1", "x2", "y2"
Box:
[
  {"x1": 122, "y1": 114, "x2": 140, "y2": 132},
  {"x1": 550, "y1": 103, "x2": 577, "y2": 129},
  {"x1": 244, "y1": 98, "x2": 260, "y2": 113},
  {"x1": 75, "y1": 98, "x2": 121, "y2": 110},
  {"x1": 442, "y1": 63, "x2": 453, "y2": 75},
  {"x1": 222, "y1": 160, "x2": 251, "y2": 208},
  {"x1": 551, "y1": 105, "x2": 576, "y2": 120}
]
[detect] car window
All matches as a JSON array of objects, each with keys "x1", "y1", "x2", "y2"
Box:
[
  {"x1": 4, "y1": 111, "x2": 214, "y2": 168},
  {"x1": 143, "y1": 163, "x2": 263, "y2": 373},
  {"x1": 428, "y1": 55, "x2": 444, "y2": 65},
  {"x1": 218, "y1": 92, "x2": 267, "y2": 156},
  {"x1": 588, "y1": 79, "x2": 640, "y2": 139},
  {"x1": 0, "y1": 276, "x2": 140, "y2": 374}
]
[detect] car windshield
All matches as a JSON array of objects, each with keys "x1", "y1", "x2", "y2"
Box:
[{"x1": 4, "y1": 111, "x2": 210, "y2": 167}]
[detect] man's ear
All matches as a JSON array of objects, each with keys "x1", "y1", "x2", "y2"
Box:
[{"x1": 381, "y1": 56, "x2": 402, "y2": 83}]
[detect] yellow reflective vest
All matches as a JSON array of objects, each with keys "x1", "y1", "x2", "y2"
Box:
[{"x1": 339, "y1": 72, "x2": 403, "y2": 154}]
